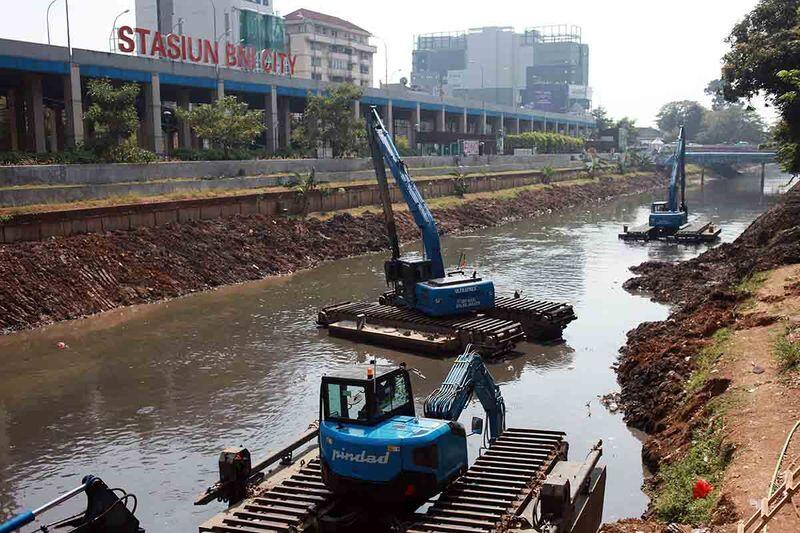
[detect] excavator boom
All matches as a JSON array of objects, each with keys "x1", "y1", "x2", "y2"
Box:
[{"x1": 423, "y1": 346, "x2": 506, "y2": 443}]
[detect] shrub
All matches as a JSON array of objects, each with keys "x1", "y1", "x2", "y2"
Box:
[
  {"x1": 654, "y1": 424, "x2": 732, "y2": 525},
  {"x1": 775, "y1": 326, "x2": 800, "y2": 372},
  {"x1": 541, "y1": 166, "x2": 555, "y2": 184},
  {"x1": 505, "y1": 132, "x2": 584, "y2": 154}
]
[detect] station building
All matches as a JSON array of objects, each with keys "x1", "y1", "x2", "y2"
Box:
[{"x1": 0, "y1": 35, "x2": 595, "y2": 156}]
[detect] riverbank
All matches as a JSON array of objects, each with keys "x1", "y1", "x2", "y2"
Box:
[
  {"x1": 607, "y1": 185, "x2": 800, "y2": 531},
  {"x1": 0, "y1": 171, "x2": 664, "y2": 335}
]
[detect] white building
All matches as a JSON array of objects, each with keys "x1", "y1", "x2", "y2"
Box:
[
  {"x1": 284, "y1": 9, "x2": 376, "y2": 86},
  {"x1": 135, "y1": 0, "x2": 280, "y2": 50}
]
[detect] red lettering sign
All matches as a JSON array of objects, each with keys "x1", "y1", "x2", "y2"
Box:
[{"x1": 116, "y1": 26, "x2": 297, "y2": 77}]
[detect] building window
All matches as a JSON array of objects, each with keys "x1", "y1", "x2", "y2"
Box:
[
  {"x1": 312, "y1": 73, "x2": 322, "y2": 80},
  {"x1": 330, "y1": 58, "x2": 348, "y2": 70},
  {"x1": 311, "y1": 57, "x2": 322, "y2": 67},
  {"x1": 331, "y1": 75, "x2": 344, "y2": 82},
  {"x1": 360, "y1": 65, "x2": 369, "y2": 74}
]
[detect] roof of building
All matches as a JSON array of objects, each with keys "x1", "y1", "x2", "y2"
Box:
[
  {"x1": 636, "y1": 127, "x2": 663, "y2": 138},
  {"x1": 284, "y1": 8, "x2": 370, "y2": 36}
]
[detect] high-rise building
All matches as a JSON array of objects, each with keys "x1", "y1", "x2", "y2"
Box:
[
  {"x1": 284, "y1": 9, "x2": 376, "y2": 86},
  {"x1": 411, "y1": 24, "x2": 590, "y2": 113},
  {"x1": 135, "y1": 0, "x2": 285, "y2": 52}
]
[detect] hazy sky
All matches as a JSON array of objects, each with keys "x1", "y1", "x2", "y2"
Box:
[{"x1": 0, "y1": 0, "x2": 772, "y2": 127}]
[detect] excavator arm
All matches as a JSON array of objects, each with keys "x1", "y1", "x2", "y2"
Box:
[
  {"x1": 423, "y1": 346, "x2": 506, "y2": 443},
  {"x1": 366, "y1": 107, "x2": 446, "y2": 279},
  {"x1": 666, "y1": 126, "x2": 686, "y2": 213}
]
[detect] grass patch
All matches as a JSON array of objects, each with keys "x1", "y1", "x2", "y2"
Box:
[
  {"x1": 685, "y1": 328, "x2": 732, "y2": 394},
  {"x1": 653, "y1": 423, "x2": 732, "y2": 525},
  {"x1": 735, "y1": 271, "x2": 769, "y2": 296},
  {"x1": 774, "y1": 325, "x2": 800, "y2": 372}
]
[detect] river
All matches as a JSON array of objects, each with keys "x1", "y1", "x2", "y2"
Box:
[{"x1": 0, "y1": 167, "x2": 788, "y2": 531}]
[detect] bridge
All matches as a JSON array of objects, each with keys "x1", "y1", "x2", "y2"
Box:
[{"x1": 661, "y1": 144, "x2": 777, "y2": 166}]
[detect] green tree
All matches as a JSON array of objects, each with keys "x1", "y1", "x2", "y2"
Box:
[
  {"x1": 705, "y1": 79, "x2": 729, "y2": 110},
  {"x1": 616, "y1": 117, "x2": 639, "y2": 146},
  {"x1": 177, "y1": 95, "x2": 265, "y2": 158},
  {"x1": 720, "y1": 0, "x2": 800, "y2": 173},
  {"x1": 656, "y1": 101, "x2": 707, "y2": 140},
  {"x1": 85, "y1": 78, "x2": 141, "y2": 157},
  {"x1": 591, "y1": 106, "x2": 613, "y2": 131},
  {"x1": 292, "y1": 84, "x2": 364, "y2": 158},
  {"x1": 698, "y1": 105, "x2": 766, "y2": 144}
]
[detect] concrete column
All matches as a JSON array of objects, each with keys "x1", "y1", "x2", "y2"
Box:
[
  {"x1": 543, "y1": 118, "x2": 548, "y2": 132},
  {"x1": 265, "y1": 87, "x2": 279, "y2": 153},
  {"x1": 47, "y1": 109, "x2": 57, "y2": 152},
  {"x1": 7, "y1": 89, "x2": 20, "y2": 151},
  {"x1": 177, "y1": 90, "x2": 192, "y2": 149},
  {"x1": 354, "y1": 99, "x2": 361, "y2": 121},
  {"x1": 144, "y1": 72, "x2": 164, "y2": 154},
  {"x1": 436, "y1": 106, "x2": 445, "y2": 132},
  {"x1": 64, "y1": 63, "x2": 84, "y2": 148},
  {"x1": 278, "y1": 96, "x2": 291, "y2": 150},
  {"x1": 461, "y1": 108, "x2": 468, "y2": 134},
  {"x1": 529, "y1": 119, "x2": 535, "y2": 132},
  {"x1": 499, "y1": 113, "x2": 504, "y2": 136},
  {"x1": 410, "y1": 102, "x2": 420, "y2": 146},
  {"x1": 55, "y1": 108, "x2": 64, "y2": 151},
  {"x1": 25, "y1": 74, "x2": 46, "y2": 152},
  {"x1": 481, "y1": 110, "x2": 487, "y2": 135},
  {"x1": 512, "y1": 117, "x2": 520, "y2": 135},
  {"x1": 216, "y1": 79, "x2": 225, "y2": 100}
]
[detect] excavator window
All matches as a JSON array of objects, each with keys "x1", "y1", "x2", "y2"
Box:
[
  {"x1": 324, "y1": 382, "x2": 368, "y2": 421},
  {"x1": 321, "y1": 369, "x2": 415, "y2": 426},
  {"x1": 375, "y1": 373, "x2": 411, "y2": 418}
]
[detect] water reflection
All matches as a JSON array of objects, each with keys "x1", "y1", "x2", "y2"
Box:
[{"x1": 0, "y1": 168, "x2": 784, "y2": 529}]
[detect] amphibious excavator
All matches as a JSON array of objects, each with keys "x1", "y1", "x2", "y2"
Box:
[
  {"x1": 318, "y1": 108, "x2": 576, "y2": 356},
  {"x1": 197, "y1": 346, "x2": 607, "y2": 533},
  {"x1": 0, "y1": 475, "x2": 143, "y2": 533},
  {"x1": 619, "y1": 126, "x2": 720, "y2": 243}
]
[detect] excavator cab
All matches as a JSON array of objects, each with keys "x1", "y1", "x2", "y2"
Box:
[{"x1": 318, "y1": 366, "x2": 468, "y2": 507}]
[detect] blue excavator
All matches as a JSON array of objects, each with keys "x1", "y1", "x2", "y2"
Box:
[
  {"x1": 318, "y1": 346, "x2": 505, "y2": 506},
  {"x1": 648, "y1": 126, "x2": 688, "y2": 230},
  {"x1": 365, "y1": 107, "x2": 495, "y2": 317},
  {"x1": 620, "y1": 126, "x2": 720, "y2": 242},
  {"x1": 197, "y1": 348, "x2": 607, "y2": 532},
  {"x1": 317, "y1": 107, "x2": 577, "y2": 356},
  {"x1": 0, "y1": 475, "x2": 143, "y2": 533}
]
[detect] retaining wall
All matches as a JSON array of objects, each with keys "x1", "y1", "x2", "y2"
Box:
[
  {"x1": 0, "y1": 155, "x2": 581, "y2": 207},
  {"x1": 0, "y1": 154, "x2": 576, "y2": 187},
  {"x1": 0, "y1": 167, "x2": 583, "y2": 244}
]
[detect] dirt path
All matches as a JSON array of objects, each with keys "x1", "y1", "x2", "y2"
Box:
[
  {"x1": 606, "y1": 187, "x2": 800, "y2": 532},
  {"x1": 716, "y1": 265, "x2": 800, "y2": 532}
]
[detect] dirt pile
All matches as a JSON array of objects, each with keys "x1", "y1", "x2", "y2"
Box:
[
  {"x1": 0, "y1": 173, "x2": 663, "y2": 334},
  {"x1": 617, "y1": 186, "x2": 800, "y2": 468}
]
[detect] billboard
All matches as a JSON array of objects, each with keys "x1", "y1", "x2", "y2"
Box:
[{"x1": 521, "y1": 83, "x2": 568, "y2": 112}]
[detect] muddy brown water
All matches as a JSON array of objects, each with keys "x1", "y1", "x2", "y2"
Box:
[{"x1": 0, "y1": 167, "x2": 788, "y2": 531}]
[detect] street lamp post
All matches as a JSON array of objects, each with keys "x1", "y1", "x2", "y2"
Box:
[
  {"x1": 109, "y1": 9, "x2": 130, "y2": 53},
  {"x1": 373, "y1": 35, "x2": 389, "y2": 88},
  {"x1": 46, "y1": 0, "x2": 58, "y2": 45},
  {"x1": 64, "y1": 0, "x2": 72, "y2": 60}
]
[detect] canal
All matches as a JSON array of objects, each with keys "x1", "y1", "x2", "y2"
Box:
[{"x1": 0, "y1": 168, "x2": 787, "y2": 531}]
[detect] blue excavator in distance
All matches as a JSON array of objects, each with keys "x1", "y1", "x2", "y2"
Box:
[
  {"x1": 318, "y1": 345, "x2": 505, "y2": 507},
  {"x1": 365, "y1": 107, "x2": 495, "y2": 317},
  {"x1": 648, "y1": 125, "x2": 688, "y2": 230}
]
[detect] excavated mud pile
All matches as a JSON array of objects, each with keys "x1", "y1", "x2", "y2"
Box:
[
  {"x1": 0, "y1": 173, "x2": 663, "y2": 334},
  {"x1": 617, "y1": 186, "x2": 800, "y2": 468}
]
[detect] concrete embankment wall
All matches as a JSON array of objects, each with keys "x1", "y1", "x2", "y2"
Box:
[
  {"x1": 0, "y1": 166, "x2": 584, "y2": 244},
  {"x1": 0, "y1": 154, "x2": 578, "y2": 207}
]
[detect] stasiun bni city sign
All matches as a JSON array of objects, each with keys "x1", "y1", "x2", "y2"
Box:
[{"x1": 117, "y1": 26, "x2": 297, "y2": 76}]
